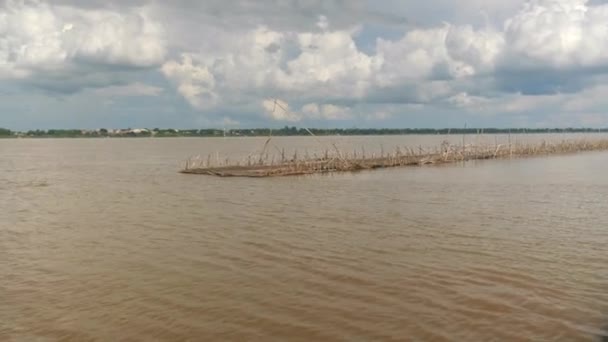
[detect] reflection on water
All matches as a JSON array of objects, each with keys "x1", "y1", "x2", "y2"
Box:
[{"x1": 1, "y1": 135, "x2": 608, "y2": 341}]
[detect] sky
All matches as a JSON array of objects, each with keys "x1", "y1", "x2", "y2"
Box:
[{"x1": 2, "y1": 0, "x2": 608, "y2": 130}]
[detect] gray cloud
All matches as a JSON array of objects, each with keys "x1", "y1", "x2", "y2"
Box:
[{"x1": 14, "y1": 67, "x2": 157, "y2": 95}]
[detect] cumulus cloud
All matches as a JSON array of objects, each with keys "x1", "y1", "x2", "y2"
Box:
[
  {"x1": 0, "y1": 0, "x2": 166, "y2": 87},
  {"x1": 262, "y1": 98, "x2": 301, "y2": 122},
  {"x1": 159, "y1": 0, "x2": 608, "y2": 125},
  {"x1": 160, "y1": 24, "x2": 380, "y2": 112},
  {"x1": 60, "y1": 8, "x2": 165, "y2": 67},
  {"x1": 161, "y1": 54, "x2": 217, "y2": 109},
  {"x1": 5, "y1": 0, "x2": 608, "y2": 128},
  {"x1": 503, "y1": 0, "x2": 608, "y2": 68},
  {"x1": 445, "y1": 25, "x2": 504, "y2": 75}
]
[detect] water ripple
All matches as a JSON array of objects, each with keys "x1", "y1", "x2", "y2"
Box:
[{"x1": 2, "y1": 136, "x2": 608, "y2": 341}]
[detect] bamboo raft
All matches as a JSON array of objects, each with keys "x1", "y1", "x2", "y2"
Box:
[{"x1": 180, "y1": 139, "x2": 608, "y2": 177}]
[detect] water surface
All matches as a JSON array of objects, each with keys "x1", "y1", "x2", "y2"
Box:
[{"x1": 2, "y1": 136, "x2": 608, "y2": 341}]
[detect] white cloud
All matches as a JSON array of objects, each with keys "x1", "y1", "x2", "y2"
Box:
[
  {"x1": 0, "y1": 1, "x2": 166, "y2": 81},
  {"x1": 161, "y1": 24, "x2": 380, "y2": 110},
  {"x1": 0, "y1": 1, "x2": 67, "y2": 76},
  {"x1": 279, "y1": 28, "x2": 379, "y2": 96},
  {"x1": 158, "y1": 11, "x2": 507, "y2": 117},
  {"x1": 161, "y1": 54, "x2": 217, "y2": 109},
  {"x1": 164, "y1": 21, "x2": 487, "y2": 112},
  {"x1": 504, "y1": 0, "x2": 608, "y2": 68},
  {"x1": 59, "y1": 6, "x2": 165, "y2": 67},
  {"x1": 445, "y1": 25, "x2": 504, "y2": 74},
  {"x1": 375, "y1": 28, "x2": 449, "y2": 85},
  {"x1": 262, "y1": 98, "x2": 301, "y2": 122}
]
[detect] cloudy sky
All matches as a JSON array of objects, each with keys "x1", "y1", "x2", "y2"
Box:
[{"x1": 2, "y1": 0, "x2": 608, "y2": 129}]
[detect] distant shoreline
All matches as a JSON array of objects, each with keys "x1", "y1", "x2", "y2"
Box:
[{"x1": 1, "y1": 127, "x2": 607, "y2": 139}]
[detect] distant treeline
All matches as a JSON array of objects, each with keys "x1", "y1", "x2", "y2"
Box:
[
  {"x1": 1, "y1": 126, "x2": 607, "y2": 138},
  {"x1": 220, "y1": 127, "x2": 608, "y2": 136}
]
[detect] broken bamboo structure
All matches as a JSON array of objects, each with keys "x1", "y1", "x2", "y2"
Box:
[{"x1": 180, "y1": 138, "x2": 608, "y2": 177}]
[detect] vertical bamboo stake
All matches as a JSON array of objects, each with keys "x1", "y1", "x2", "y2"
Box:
[
  {"x1": 462, "y1": 123, "x2": 467, "y2": 161},
  {"x1": 508, "y1": 129, "x2": 512, "y2": 158}
]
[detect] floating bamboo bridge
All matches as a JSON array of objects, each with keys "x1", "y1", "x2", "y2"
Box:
[{"x1": 180, "y1": 138, "x2": 608, "y2": 177}]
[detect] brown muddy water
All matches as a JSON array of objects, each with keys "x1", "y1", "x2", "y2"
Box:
[{"x1": 1, "y1": 135, "x2": 608, "y2": 341}]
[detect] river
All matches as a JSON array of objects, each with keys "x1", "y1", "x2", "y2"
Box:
[{"x1": 2, "y1": 135, "x2": 607, "y2": 341}]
